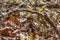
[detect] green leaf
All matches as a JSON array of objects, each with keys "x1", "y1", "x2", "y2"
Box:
[
  {"x1": 20, "y1": 37, "x2": 25, "y2": 40},
  {"x1": 16, "y1": 0, "x2": 20, "y2": 3},
  {"x1": 31, "y1": 1, "x2": 35, "y2": 4},
  {"x1": 28, "y1": 6, "x2": 33, "y2": 11},
  {"x1": 41, "y1": 6, "x2": 46, "y2": 8},
  {"x1": 38, "y1": 8, "x2": 43, "y2": 13},
  {"x1": 27, "y1": 13, "x2": 32, "y2": 17},
  {"x1": 38, "y1": 0, "x2": 43, "y2": 2},
  {"x1": 29, "y1": 33, "x2": 34, "y2": 40},
  {"x1": 39, "y1": 18, "x2": 42, "y2": 21},
  {"x1": 38, "y1": 6, "x2": 46, "y2": 13}
]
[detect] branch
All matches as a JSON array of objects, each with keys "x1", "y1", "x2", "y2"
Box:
[{"x1": 4, "y1": 9, "x2": 59, "y2": 37}]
